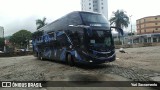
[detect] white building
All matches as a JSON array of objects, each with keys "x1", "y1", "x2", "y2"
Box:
[
  {"x1": 0, "y1": 26, "x2": 4, "y2": 38},
  {"x1": 81, "y1": 0, "x2": 108, "y2": 19}
]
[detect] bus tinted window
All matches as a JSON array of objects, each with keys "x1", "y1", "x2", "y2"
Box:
[
  {"x1": 56, "y1": 33, "x2": 70, "y2": 47},
  {"x1": 48, "y1": 33, "x2": 54, "y2": 41},
  {"x1": 67, "y1": 30, "x2": 84, "y2": 46},
  {"x1": 88, "y1": 30, "x2": 113, "y2": 48},
  {"x1": 80, "y1": 12, "x2": 108, "y2": 23}
]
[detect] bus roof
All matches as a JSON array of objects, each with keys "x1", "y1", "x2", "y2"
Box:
[
  {"x1": 38, "y1": 11, "x2": 101, "y2": 29},
  {"x1": 37, "y1": 11, "x2": 109, "y2": 33}
]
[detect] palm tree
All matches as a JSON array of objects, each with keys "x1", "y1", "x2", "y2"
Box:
[
  {"x1": 36, "y1": 17, "x2": 47, "y2": 30},
  {"x1": 110, "y1": 10, "x2": 130, "y2": 42}
]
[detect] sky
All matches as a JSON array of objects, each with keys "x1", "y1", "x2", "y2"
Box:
[{"x1": 0, "y1": 0, "x2": 160, "y2": 36}]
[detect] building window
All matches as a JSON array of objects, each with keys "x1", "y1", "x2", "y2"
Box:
[
  {"x1": 94, "y1": 9, "x2": 98, "y2": 11},
  {"x1": 101, "y1": 7, "x2": 103, "y2": 9},
  {"x1": 155, "y1": 17, "x2": 157, "y2": 19},
  {"x1": 101, "y1": 3, "x2": 103, "y2": 5},
  {"x1": 144, "y1": 29, "x2": 146, "y2": 32},
  {"x1": 89, "y1": 3, "x2": 91, "y2": 5},
  {"x1": 155, "y1": 23, "x2": 158, "y2": 25},
  {"x1": 89, "y1": 7, "x2": 91, "y2": 9},
  {"x1": 156, "y1": 28, "x2": 158, "y2": 30}
]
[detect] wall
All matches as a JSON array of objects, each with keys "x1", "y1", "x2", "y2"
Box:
[{"x1": 137, "y1": 15, "x2": 160, "y2": 34}]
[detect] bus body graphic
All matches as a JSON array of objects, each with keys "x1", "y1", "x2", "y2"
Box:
[{"x1": 32, "y1": 11, "x2": 116, "y2": 65}]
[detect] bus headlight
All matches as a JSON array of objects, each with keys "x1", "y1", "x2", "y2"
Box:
[{"x1": 89, "y1": 60, "x2": 93, "y2": 62}]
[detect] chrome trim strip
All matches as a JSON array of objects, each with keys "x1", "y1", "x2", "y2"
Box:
[
  {"x1": 82, "y1": 50, "x2": 115, "y2": 60},
  {"x1": 92, "y1": 50, "x2": 111, "y2": 54}
]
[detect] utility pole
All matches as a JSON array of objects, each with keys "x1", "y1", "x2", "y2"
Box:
[
  {"x1": 130, "y1": 15, "x2": 133, "y2": 44},
  {"x1": 2, "y1": 27, "x2": 6, "y2": 52},
  {"x1": 2, "y1": 27, "x2": 4, "y2": 38}
]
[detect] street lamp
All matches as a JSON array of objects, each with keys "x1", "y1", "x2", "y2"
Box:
[
  {"x1": 2, "y1": 27, "x2": 4, "y2": 38},
  {"x1": 2, "y1": 27, "x2": 6, "y2": 52},
  {"x1": 130, "y1": 15, "x2": 133, "y2": 44}
]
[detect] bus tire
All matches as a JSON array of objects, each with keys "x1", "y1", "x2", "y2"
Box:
[
  {"x1": 38, "y1": 52, "x2": 43, "y2": 60},
  {"x1": 67, "y1": 54, "x2": 74, "y2": 66}
]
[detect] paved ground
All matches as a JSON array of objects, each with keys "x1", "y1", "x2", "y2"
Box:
[
  {"x1": 0, "y1": 46, "x2": 160, "y2": 90},
  {"x1": 115, "y1": 46, "x2": 160, "y2": 72}
]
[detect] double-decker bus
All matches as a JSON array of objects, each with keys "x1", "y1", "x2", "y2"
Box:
[{"x1": 32, "y1": 11, "x2": 116, "y2": 65}]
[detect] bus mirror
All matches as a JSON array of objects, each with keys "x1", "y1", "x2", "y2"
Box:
[
  {"x1": 110, "y1": 26, "x2": 122, "y2": 30},
  {"x1": 110, "y1": 26, "x2": 123, "y2": 36},
  {"x1": 110, "y1": 26, "x2": 117, "y2": 29}
]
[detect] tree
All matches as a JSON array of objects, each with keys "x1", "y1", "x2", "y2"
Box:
[
  {"x1": 10, "y1": 30, "x2": 32, "y2": 48},
  {"x1": 0, "y1": 37, "x2": 5, "y2": 51},
  {"x1": 36, "y1": 17, "x2": 47, "y2": 30},
  {"x1": 32, "y1": 30, "x2": 43, "y2": 38},
  {"x1": 110, "y1": 10, "x2": 130, "y2": 42}
]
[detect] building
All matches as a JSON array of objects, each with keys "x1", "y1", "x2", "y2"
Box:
[
  {"x1": 0, "y1": 26, "x2": 4, "y2": 38},
  {"x1": 81, "y1": 0, "x2": 108, "y2": 19},
  {"x1": 137, "y1": 15, "x2": 160, "y2": 34},
  {"x1": 128, "y1": 15, "x2": 160, "y2": 44}
]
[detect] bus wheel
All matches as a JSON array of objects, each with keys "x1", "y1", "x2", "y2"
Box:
[
  {"x1": 67, "y1": 54, "x2": 74, "y2": 66},
  {"x1": 38, "y1": 52, "x2": 43, "y2": 60}
]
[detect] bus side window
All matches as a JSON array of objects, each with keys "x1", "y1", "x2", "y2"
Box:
[
  {"x1": 70, "y1": 31, "x2": 83, "y2": 46},
  {"x1": 48, "y1": 32, "x2": 55, "y2": 41},
  {"x1": 56, "y1": 33, "x2": 70, "y2": 47}
]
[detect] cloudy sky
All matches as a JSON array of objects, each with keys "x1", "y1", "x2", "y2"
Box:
[{"x1": 0, "y1": 0, "x2": 160, "y2": 36}]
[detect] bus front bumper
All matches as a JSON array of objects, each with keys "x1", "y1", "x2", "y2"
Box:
[{"x1": 78, "y1": 53, "x2": 116, "y2": 64}]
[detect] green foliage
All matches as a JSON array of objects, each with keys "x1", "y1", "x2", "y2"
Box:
[
  {"x1": 36, "y1": 17, "x2": 47, "y2": 30},
  {"x1": 110, "y1": 10, "x2": 130, "y2": 42},
  {"x1": 0, "y1": 37, "x2": 5, "y2": 47},
  {"x1": 4, "y1": 36, "x2": 11, "y2": 40},
  {"x1": 32, "y1": 31, "x2": 43, "y2": 38},
  {"x1": 110, "y1": 10, "x2": 130, "y2": 28},
  {"x1": 10, "y1": 30, "x2": 32, "y2": 48}
]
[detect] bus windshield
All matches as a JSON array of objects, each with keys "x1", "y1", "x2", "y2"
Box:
[
  {"x1": 87, "y1": 30, "x2": 113, "y2": 51},
  {"x1": 80, "y1": 12, "x2": 108, "y2": 23}
]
